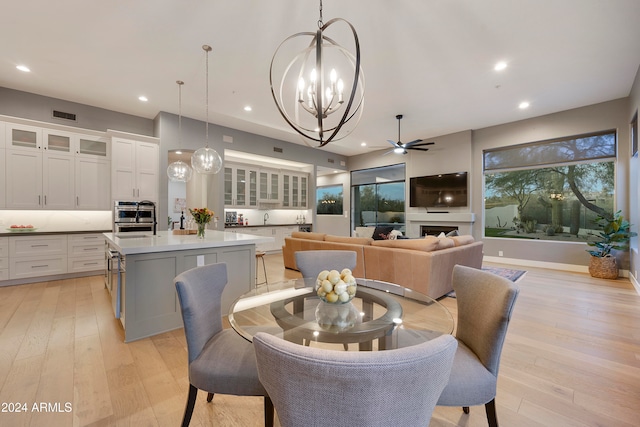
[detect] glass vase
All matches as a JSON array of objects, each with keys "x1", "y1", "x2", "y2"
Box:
[{"x1": 197, "y1": 223, "x2": 206, "y2": 239}]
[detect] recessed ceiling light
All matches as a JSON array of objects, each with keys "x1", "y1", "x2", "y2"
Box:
[
  {"x1": 494, "y1": 61, "x2": 507, "y2": 71},
  {"x1": 138, "y1": 96, "x2": 148, "y2": 102},
  {"x1": 360, "y1": 142, "x2": 366, "y2": 146},
  {"x1": 244, "y1": 106, "x2": 252, "y2": 112},
  {"x1": 16, "y1": 65, "x2": 31, "y2": 72},
  {"x1": 519, "y1": 101, "x2": 530, "y2": 109}
]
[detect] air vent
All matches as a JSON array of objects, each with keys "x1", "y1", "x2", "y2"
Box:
[
  {"x1": 327, "y1": 158, "x2": 335, "y2": 164},
  {"x1": 52, "y1": 110, "x2": 77, "y2": 121},
  {"x1": 273, "y1": 147, "x2": 283, "y2": 153}
]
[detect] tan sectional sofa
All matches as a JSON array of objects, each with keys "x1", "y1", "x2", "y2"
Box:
[{"x1": 282, "y1": 232, "x2": 483, "y2": 299}]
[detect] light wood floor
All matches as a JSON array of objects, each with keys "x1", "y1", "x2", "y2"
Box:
[{"x1": 1, "y1": 254, "x2": 639, "y2": 426}]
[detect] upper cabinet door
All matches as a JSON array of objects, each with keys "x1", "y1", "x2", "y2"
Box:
[
  {"x1": 77, "y1": 135, "x2": 109, "y2": 159},
  {"x1": 6, "y1": 124, "x2": 42, "y2": 150},
  {"x1": 43, "y1": 130, "x2": 74, "y2": 155},
  {"x1": 6, "y1": 149, "x2": 43, "y2": 209},
  {"x1": 0, "y1": 148, "x2": 5, "y2": 209},
  {"x1": 42, "y1": 152, "x2": 75, "y2": 209},
  {"x1": 76, "y1": 157, "x2": 110, "y2": 210},
  {"x1": 134, "y1": 141, "x2": 158, "y2": 202}
]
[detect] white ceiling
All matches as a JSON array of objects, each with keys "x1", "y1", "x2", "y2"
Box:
[{"x1": 2, "y1": 1, "x2": 640, "y2": 157}]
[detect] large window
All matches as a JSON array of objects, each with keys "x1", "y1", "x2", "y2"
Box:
[
  {"x1": 484, "y1": 131, "x2": 616, "y2": 242},
  {"x1": 351, "y1": 164, "x2": 406, "y2": 233}
]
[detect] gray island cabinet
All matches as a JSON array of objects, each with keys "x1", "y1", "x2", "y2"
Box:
[{"x1": 103, "y1": 230, "x2": 273, "y2": 342}]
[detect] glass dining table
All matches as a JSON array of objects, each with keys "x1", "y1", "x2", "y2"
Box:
[{"x1": 228, "y1": 277, "x2": 454, "y2": 351}]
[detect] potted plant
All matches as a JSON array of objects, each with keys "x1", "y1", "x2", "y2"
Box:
[{"x1": 586, "y1": 210, "x2": 637, "y2": 279}]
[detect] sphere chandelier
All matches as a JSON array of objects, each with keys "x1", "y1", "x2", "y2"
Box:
[
  {"x1": 191, "y1": 45, "x2": 222, "y2": 175},
  {"x1": 270, "y1": 0, "x2": 365, "y2": 148},
  {"x1": 167, "y1": 80, "x2": 194, "y2": 183}
]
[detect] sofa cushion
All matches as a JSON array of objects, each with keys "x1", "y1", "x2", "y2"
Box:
[
  {"x1": 325, "y1": 235, "x2": 373, "y2": 245},
  {"x1": 451, "y1": 235, "x2": 475, "y2": 246},
  {"x1": 372, "y1": 225, "x2": 394, "y2": 240},
  {"x1": 355, "y1": 226, "x2": 375, "y2": 238},
  {"x1": 372, "y1": 237, "x2": 443, "y2": 251},
  {"x1": 290, "y1": 231, "x2": 326, "y2": 240}
]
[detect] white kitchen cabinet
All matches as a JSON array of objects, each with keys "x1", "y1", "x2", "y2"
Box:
[
  {"x1": 8, "y1": 235, "x2": 67, "y2": 280},
  {"x1": 111, "y1": 137, "x2": 159, "y2": 202},
  {"x1": 0, "y1": 237, "x2": 8, "y2": 281},
  {"x1": 67, "y1": 233, "x2": 105, "y2": 273},
  {"x1": 0, "y1": 148, "x2": 5, "y2": 209},
  {"x1": 258, "y1": 169, "x2": 280, "y2": 203},
  {"x1": 224, "y1": 164, "x2": 258, "y2": 208},
  {"x1": 282, "y1": 172, "x2": 308, "y2": 208},
  {"x1": 0, "y1": 121, "x2": 5, "y2": 148},
  {"x1": 6, "y1": 123, "x2": 42, "y2": 150},
  {"x1": 76, "y1": 157, "x2": 110, "y2": 210},
  {"x1": 6, "y1": 149, "x2": 75, "y2": 209},
  {"x1": 76, "y1": 134, "x2": 109, "y2": 159}
]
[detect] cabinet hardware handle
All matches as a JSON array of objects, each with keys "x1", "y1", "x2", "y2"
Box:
[
  {"x1": 31, "y1": 244, "x2": 49, "y2": 247},
  {"x1": 39, "y1": 195, "x2": 41, "y2": 205},
  {"x1": 44, "y1": 195, "x2": 47, "y2": 205},
  {"x1": 83, "y1": 262, "x2": 99, "y2": 266},
  {"x1": 77, "y1": 196, "x2": 79, "y2": 206},
  {"x1": 83, "y1": 248, "x2": 99, "y2": 251},
  {"x1": 32, "y1": 265, "x2": 49, "y2": 268}
]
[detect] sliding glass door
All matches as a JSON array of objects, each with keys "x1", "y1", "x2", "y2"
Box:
[{"x1": 351, "y1": 164, "x2": 406, "y2": 234}]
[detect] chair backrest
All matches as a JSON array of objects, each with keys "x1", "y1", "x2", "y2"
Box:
[
  {"x1": 295, "y1": 250, "x2": 357, "y2": 278},
  {"x1": 174, "y1": 262, "x2": 228, "y2": 364},
  {"x1": 452, "y1": 264, "x2": 520, "y2": 375},
  {"x1": 254, "y1": 332, "x2": 457, "y2": 427}
]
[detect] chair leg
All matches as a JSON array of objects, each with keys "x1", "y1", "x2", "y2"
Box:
[
  {"x1": 462, "y1": 406, "x2": 470, "y2": 414},
  {"x1": 181, "y1": 384, "x2": 198, "y2": 427},
  {"x1": 206, "y1": 392, "x2": 214, "y2": 402},
  {"x1": 485, "y1": 399, "x2": 498, "y2": 427},
  {"x1": 264, "y1": 395, "x2": 274, "y2": 427}
]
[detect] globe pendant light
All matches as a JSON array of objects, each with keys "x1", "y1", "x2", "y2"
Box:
[
  {"x1": 191, "y1": 45, "x2": 222, "y2": 175},
  {"x1": 269, "y1": 0, "x2": 364, "y2": 148},
  {"x1": 167, "y1": 80, "x2": 194, "y2": 182}
]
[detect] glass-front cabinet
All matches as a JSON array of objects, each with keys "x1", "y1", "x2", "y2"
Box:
[
  {"x1": 224, "y1": 164, "x2": 258, "y2": 208},
  {"x1": 282, "y1": 172, "x2": 308, "y2": 208},
  {"x1": 259, "y1": 169, "x2": 280, "y2": 203}
]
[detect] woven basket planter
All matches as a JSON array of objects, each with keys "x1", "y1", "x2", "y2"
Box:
[{"x1": 588, "y1": 255, "x2": 618, "y2": 279}]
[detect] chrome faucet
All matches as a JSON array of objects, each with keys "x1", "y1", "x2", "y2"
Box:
[{"x1": 263, "y1": 212, "x2": 269, "y2": 225}]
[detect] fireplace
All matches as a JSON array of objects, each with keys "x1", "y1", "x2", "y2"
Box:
[{"x1": 421, "y1": 225, "x2": 458, "y2": 237}]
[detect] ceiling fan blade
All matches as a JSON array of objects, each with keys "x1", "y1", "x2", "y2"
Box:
[
  {"x1": 386, "y1": 139, "x2": 400, "y2": 147},
  {"x1": 407, "y1": 147, "x2": 430, "y2": 152},
  {"x1": 403, "y1": 139, "x2": 423, "y2": 147},
  {"x1": 408, "y1": 141, "x2": 435, "y2": 147}
]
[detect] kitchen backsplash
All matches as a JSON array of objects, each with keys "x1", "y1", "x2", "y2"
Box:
[
  {"x1": 224, "y1": 209, "x2": 312, "y2": 226},
  {"x1": 0, "y1": 210, "x2": 112, "y2": 232}
]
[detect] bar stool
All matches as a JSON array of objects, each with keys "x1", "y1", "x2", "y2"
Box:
[{"x1": 255, "y1": 251, "x2": 269, "y2": 288}]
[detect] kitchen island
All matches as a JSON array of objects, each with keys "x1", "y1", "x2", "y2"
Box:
[{"x1": 104, "y1": 230, "x2": 273, "y2": 342}]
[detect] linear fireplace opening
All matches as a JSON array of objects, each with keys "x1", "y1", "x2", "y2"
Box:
[{"x1": 421, "y1": 225, "x2": 458, "y2": 236}]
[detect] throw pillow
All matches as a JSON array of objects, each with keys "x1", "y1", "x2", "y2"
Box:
[
  {"x1": 446, "y1": 229, "x2": 459, "y2": 237},
  {"x1": 372, "y1": 225, "x2": 394, "y2": 240}
]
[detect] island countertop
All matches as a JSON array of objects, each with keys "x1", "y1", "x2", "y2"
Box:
[{"x1": 103, "y1": 230, "x2": 274, "y2": 255}]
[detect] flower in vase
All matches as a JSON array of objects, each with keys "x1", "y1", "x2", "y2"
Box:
[{"x1": 189, "y1": 207, "x2": 214, "y2": 225}]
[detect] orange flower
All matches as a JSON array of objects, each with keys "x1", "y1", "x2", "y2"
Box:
[{"x1": 189, "y1": 208, "x2": 214, "y2": 225}]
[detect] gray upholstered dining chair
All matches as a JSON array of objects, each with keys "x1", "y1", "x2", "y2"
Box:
[
  {"x1": 253, "y1": 332, "x2": 458, "y2": 427},
  {"x1": 174, "y1": 262, "x2": 274, "y2": 427},
  {"x1": 295, "y1": 250, "x2": 357, "y2": 278},
  {"x1": 436, "y1": 264, "x2": 520, "y2": 427}
]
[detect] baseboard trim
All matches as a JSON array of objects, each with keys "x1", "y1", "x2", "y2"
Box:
[{"x1": 0, "y1": 270, "x2": 103, "y2": 287}]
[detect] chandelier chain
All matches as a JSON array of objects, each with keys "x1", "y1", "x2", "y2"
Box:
[
  {"x1": 203, "y1": 45, "x2": 212, "y2": 147},
  {"x1": 177, "y1": 80, "x2": 183, "y2": 147},
  {"x1": 318, "y1": 0, "x2": 323, "y2": 28}
]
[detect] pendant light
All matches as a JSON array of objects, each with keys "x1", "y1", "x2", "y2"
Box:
[
  {"x1": 167, "y1": 80, "x2": 194, "y2": 182},
  {"x1": 191, "y1": 45, "x2": 222, "y2": 175},
  {"x1": 269, "y1": 0, "x2": 364, "y2": 148}
]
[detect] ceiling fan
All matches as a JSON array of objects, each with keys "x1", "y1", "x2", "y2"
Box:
[{"x1": 384, "y1": 114, "x2": 435, "y2": 155}]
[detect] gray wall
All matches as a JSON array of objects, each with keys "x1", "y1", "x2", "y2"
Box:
[{"x1": 0, "y1": 87, "x2": 154, "y2": 136}]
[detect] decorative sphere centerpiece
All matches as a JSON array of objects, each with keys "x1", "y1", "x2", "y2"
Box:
[{"x1": 314, "y1": 268, "x2": 357, "y2": 304}]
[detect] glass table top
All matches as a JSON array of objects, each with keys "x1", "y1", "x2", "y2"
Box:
[{"x1": 229, "y1": 277, "x2": 454, "y2": 351}]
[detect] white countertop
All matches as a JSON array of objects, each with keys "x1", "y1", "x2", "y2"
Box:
[{"x1": 104, "y1": 230, "x2": 274, "y2": 255}]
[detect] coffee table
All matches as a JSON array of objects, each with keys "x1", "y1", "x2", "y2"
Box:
[{"x1": 229, "y1": 277, "x2": 454, "y2": 351}]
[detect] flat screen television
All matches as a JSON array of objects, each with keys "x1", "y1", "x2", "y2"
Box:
[{"x1": 410, "y1": 172, "x2": 468, "y2": 208}]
